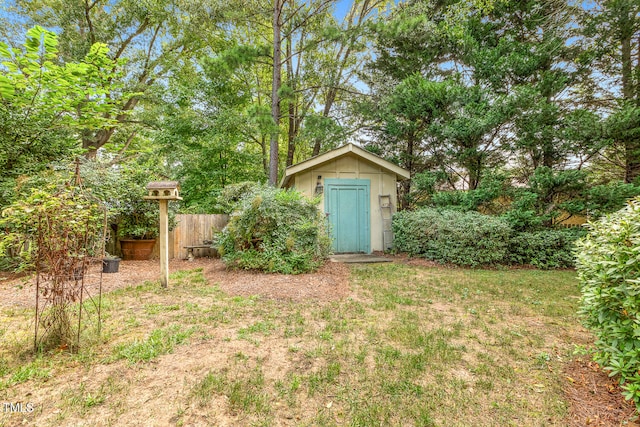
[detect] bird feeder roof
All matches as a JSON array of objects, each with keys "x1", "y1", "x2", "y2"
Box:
[{"x1": 146, "y1": 181, "x2": 180, "y2": 190}]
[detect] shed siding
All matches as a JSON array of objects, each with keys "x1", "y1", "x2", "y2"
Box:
[{"x1": 288, "y1": 153, "x2": 398, "y2": 252}]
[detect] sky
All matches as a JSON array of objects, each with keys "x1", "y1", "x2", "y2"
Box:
[{"x1": 334, "y1": 0, "x2": 355, "y2": 21}]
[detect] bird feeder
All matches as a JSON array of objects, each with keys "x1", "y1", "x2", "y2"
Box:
[
  {"x1": 144, "y1": 181, "x2": 182, "y2": 288},
  {"x1": 144, "y1": 181, "x2": 181, "y2": 201}
]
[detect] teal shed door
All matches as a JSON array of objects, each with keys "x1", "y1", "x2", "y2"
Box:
[{"x1": 325, "y1": 179, "x2": 370, "y2": 253}]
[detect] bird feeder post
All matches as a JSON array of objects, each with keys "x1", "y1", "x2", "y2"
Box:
[
  {"x1": 145, "y1": 181, "x2": 182, "y2": 289},
  {"x1": 158, "y1": 199, "x2": 169, "y2": 288}
]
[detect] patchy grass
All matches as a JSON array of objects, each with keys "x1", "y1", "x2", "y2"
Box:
[
  {"x1": 0, "y1": 263, "x2": 590, "y2": 426},
  {"x1": 190, "y1": 363, "x2": 270, "y2": 415},
  {"x1": 113, "y1": 325, "x2": 198, "y2": 364},
  {"x1": 0, "y1": 359, "x2": 51, "y2": 390}
]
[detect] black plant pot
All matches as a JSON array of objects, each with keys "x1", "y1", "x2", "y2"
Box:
[{"x1": 102, "y1": 258, "x2": 121, "y2": 274}]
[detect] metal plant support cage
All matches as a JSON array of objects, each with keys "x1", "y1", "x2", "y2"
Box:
[{"x1": 33, "y1": 164, "x2": 108, "y2": 352}]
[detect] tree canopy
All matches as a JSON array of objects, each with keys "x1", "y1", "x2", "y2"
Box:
[{"x1": 0, "y1": 0, "x2": 638, "y2": 217}]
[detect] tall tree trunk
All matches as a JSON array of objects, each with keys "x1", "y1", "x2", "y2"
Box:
[
  {"x1": 269, "y1": 0, "x2": 283, "y2": 186},
  {"x1": 311, "y1": 0, "x2": 372, "y2": 156},
  {"x1": 286, "y1": 34, "x2": 296, "y2": 167},
  {"x1": 622, "y1": 29, "x2": 633, "y2": 100},
  {"x1": 467, "y1": 155, "x2": 482, "y2": 190},
  {"x1": 286, "y1": 105, "x2": 297, "y2": 166},
  {"x1": 636, "y1": 33, "x2": 640, "y2": 103},
  {"x1": 542, "y1": 145, "x2": 556, "y2": 169},
  {"x1": 311, "y1": 41, "x2": 355, "y2": 157},
  {"x1": 621, "y1": 12, "x2": 639, "y2": 183},
  {"x1": 261, "y1": 135, "x2": 268, "y2": 177},
  {"x1": 399, "y1": 135, "x2": 415, "y2": 210},
  {"x1": 625, "y1": 143, "x2": 640, "y2": 184}
]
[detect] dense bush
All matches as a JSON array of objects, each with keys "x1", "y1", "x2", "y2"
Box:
[
  {"x1": 392, "y1": 208, "x2": 512, "y2": 266},
  {"x1": 509, "y1": 228, "x2": 586, "y2": 269},
  {"x1": 414, "y1": 167, "x2": 640, "y2": 233},
  {"x1": 214, "y1": 181, "x2": 261, "y2": 214},
  {"x1": 0, "y1": 184, "x2": 105, "y2": 271},
  {"x1": 424, "y1": 172, "x2": 510, "y2": 214},
  {"x1": 583, "y1": 182, "x2": 640, "y2": 218},
  {"x1": 575, "y1": 197, "x2": 640, "y2": 409},
  {"x1": 216, "y1": 184, "x2": 331, "y2": 274},
  {"x1": 429, "y1": 191, "x2": 468, "y2": 210},
  {"x1": 393, "y1": 207, "x2": 585, "y2": 268}
]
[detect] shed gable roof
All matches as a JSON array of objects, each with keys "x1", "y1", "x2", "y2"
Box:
[{"x1": 280, "y1": 143, "x2": 410, "y2": 187}]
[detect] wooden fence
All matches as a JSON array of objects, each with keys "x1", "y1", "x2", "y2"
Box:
[
  {"x1": 172, "y1": 214, "x2": 229, "y2": 260},
  {"x1": 150, "y1": 214, "x2": 229, "y2": 260},
  {"x1": 552, "y1": 211, "x2": 587, "y2": 228}
]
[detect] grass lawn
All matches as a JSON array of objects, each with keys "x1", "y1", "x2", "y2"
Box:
[{"x1": 0, "y1": 263, "x2": 587, "y2": 426}]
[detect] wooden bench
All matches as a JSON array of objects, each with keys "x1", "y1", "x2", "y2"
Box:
[{"x1": 184, "y1": 240, "x2": 213, "y2": 261}]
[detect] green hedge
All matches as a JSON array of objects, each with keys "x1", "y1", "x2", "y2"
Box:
[
  {"x1": 215, "y1": 184, "x2": 331, "y2": 274},
  {"x1": 392, "y1": 208, "x2": 512, "y2": 266},
  {"x1": 575, "y1": 197, "x2": 640, "y2": 409},
  {"x1": 393, "y1": 208, "x2": 582, "y2": 268},
  {"x1": 509, "y1": 228, "x2": 585, "y2": 269}
]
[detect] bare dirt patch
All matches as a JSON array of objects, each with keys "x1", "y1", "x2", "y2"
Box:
[
  {"x1": 0, "y1": 258, "x2": 350, "y2": 426},
  {"x1": 0, "y1": 258, "x2": 210, "y2": 309},
  {"x1": 0, "y1": 258, "x2": 350, "y2": 309},
  {"x1": 204, "y1": 259, "x2": 350, "y2": 302}
]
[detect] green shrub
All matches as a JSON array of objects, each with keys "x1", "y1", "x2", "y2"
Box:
[
  {"x1": 584, "y1": 182, "x2": 640, "y2": 218},
  {"x1": 214, "y1": 181, "x2": 262, "y2": 214},
  {"x1": 392, "y1": 208, "x2": 512, "y2": 266},
  {"x1": 0, "y1": 184, "x2": 105, "y2": 272},
  {"x1": 421, "y1": 168, "x2": 640, "y2": 232},
  {"x1": 421, "y1": 173, "x2": 512, "y2": 214},
  {"x1": 429, "y1": 191, "x2": 468, "y2": 210},
  {"x1": 215, "y1": 184, "x2": 331, "y2": 274},
  {"x1": 509, "y1": 228, "x2": 586, "y2": 269},
  {"x1": 575, "y1": 197, "x2": 640, "y2": 409},
  {"x1": 0, "y1": 256, "x2": 19, "y2": 271}
]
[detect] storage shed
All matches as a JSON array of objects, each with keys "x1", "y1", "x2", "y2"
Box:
[{"x1": 281, "y1": 144, "x2": 410, "y2": 254}]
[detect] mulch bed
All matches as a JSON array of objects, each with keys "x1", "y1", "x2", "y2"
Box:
[
  {"x1": 0, "y1": 257, "x2": 350, "y2": 309},
  {"x1": 564, "y1": 357, "x2": 638, "y2": 426},
  {"x1": 203, "y1": 258, "x2": 350, "y2": 303}
]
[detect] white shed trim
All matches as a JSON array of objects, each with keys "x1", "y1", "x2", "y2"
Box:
[{"x1": 280, "y1": 143, "x2": 410, "y2": 187}]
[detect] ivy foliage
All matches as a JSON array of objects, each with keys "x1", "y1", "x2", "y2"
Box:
[
  {"x1": 215, "y1": 184, "x2": 331, "y2": 274},
  {"x1": 576, "y1": 197, "x2": 640, "y2": 410}
]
